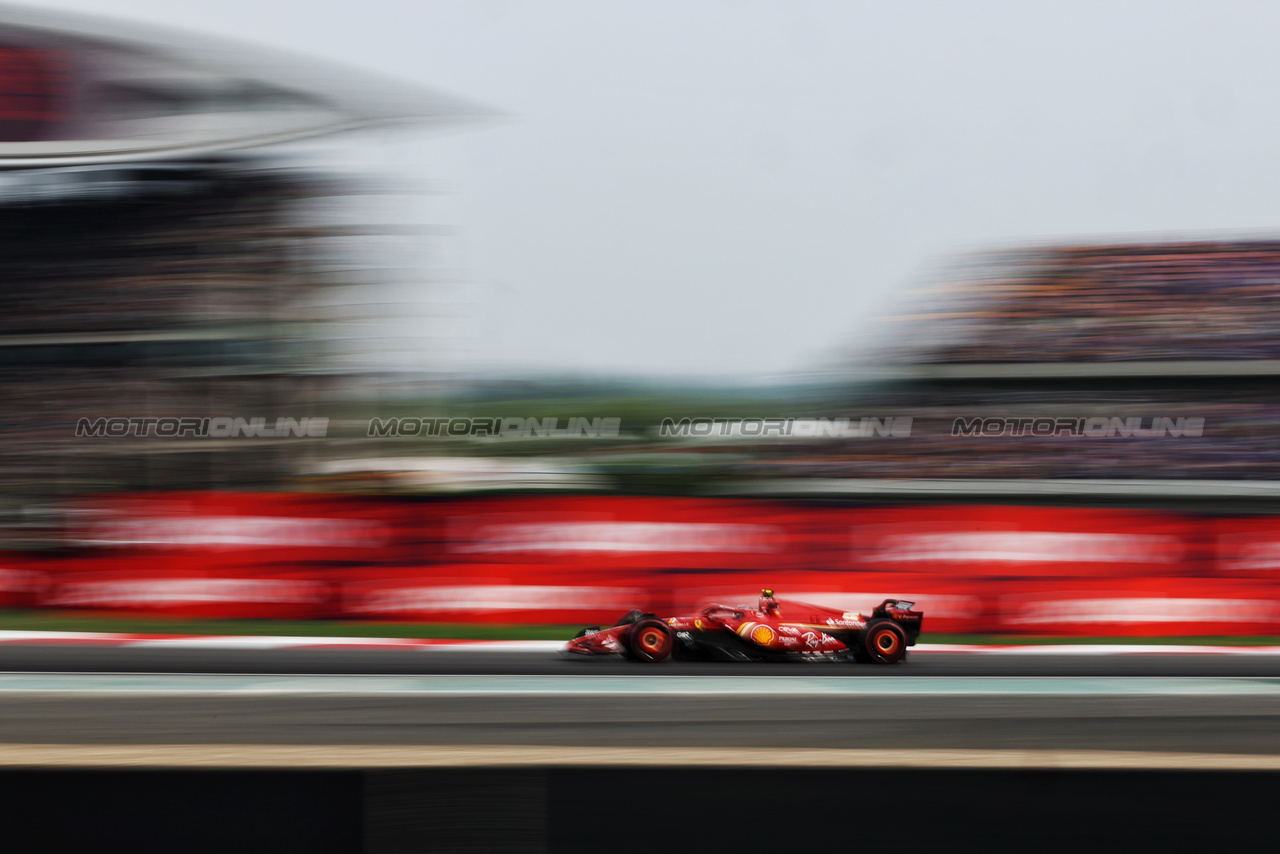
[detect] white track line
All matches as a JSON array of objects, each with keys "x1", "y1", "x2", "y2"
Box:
[{"x1": 921, "y1": 643, "x2": 1280, "y2": 656}]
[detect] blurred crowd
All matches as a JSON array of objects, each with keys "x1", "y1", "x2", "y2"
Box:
[
  {"x1": 711, "y1": 409, "x2": 1279, "y2": 481},
  {"x1": 10, "y1": 183, "x2": 1280, "y2": 495},
  {"x1": 0, "y1": 164, "x2": 354, "y2": 495},
  {"x1": 0, "y1": 167, "x2": 325, "y2": 335},
  {"x1": 647, "y1": 384, "x2": 1280, "y2": 482},
  {"x1": 887, "y1": 241, "x2": 1280, "y2": 363}
]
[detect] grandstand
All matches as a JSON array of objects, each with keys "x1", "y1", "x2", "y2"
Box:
[
  {"x1": 704, "y1": 239, "x2": 1280, "y2": 497},
  {"x1": 884, "y1": 240, "x2": 1280, "y2": 369},
  {"x1": 0, "y1": 7, "x2": 484, "y2": 507}
]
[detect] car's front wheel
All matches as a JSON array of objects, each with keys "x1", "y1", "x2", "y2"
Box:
[{"x1": 627, "y1": 619, "x2": 674, "y2": 662}]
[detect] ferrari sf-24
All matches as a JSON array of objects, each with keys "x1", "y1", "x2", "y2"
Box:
[{"x1": 565, "y1": 589, "x2": 922, "y2": 664}]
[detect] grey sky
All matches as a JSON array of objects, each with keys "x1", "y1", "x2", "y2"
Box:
[{"x1": 20, "y1": 1, "x2": 1280, "y2": 379}]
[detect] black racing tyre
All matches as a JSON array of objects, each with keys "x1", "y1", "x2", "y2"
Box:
[
  {"x1": 860, "y1": 620, "x2": 908, "y2": 664},
  {"x1": 627, "y1": 619, "x2": 674, "y2": 663}
]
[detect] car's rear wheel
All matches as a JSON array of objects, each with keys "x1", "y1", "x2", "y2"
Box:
[
  {"x1": 860, "y1": 620, "x2": 907, "y2": 664},
  {"x1": 627, "y1": 619, "x2": 674, "y2": 662}
]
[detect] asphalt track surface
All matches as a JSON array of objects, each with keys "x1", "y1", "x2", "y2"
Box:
[
  {"x1": 4, "y1": 644, "x2": 1280, "y2": 677},
  {"x1": 2, "y1": 646, "x2": 1280, "y2": 757}
]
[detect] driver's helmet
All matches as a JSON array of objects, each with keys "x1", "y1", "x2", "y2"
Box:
[{"x1": 759, "y1": 588, "x2": 780, "y2": 616}]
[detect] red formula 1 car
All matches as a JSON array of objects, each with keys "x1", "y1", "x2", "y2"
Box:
[{"x1": 565, "y1": 589, "x2": 922, "y2": 664}]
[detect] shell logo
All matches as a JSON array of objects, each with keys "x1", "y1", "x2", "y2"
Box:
[{"x1": 750, "y1": 624, "x2": 776, "y2": 645}]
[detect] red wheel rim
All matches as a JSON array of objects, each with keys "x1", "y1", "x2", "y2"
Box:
[
  {"x1": 873, "y1": 629, "x2": 900, "y2": 656},
  {"x1": 639, "y1": 629, "x2": 667, "y2": 654}
]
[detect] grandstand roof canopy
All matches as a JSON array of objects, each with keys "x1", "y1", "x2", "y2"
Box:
[{"x1": 0, "y1": 3, "x2": 493, "y2": 166}]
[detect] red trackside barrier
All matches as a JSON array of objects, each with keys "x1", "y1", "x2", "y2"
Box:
[{"x1": 1, "y1": 492, "x2": 1274, "y2": 635}]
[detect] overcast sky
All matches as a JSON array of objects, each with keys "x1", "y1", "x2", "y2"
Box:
[{"x1": 21, "y1": 1, "x2": 1280, "y2": 379}]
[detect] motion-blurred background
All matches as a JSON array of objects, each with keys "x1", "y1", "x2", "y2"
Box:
[{"x1": 2, "y1": 1, "x2": 1279, "y2": 639}]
